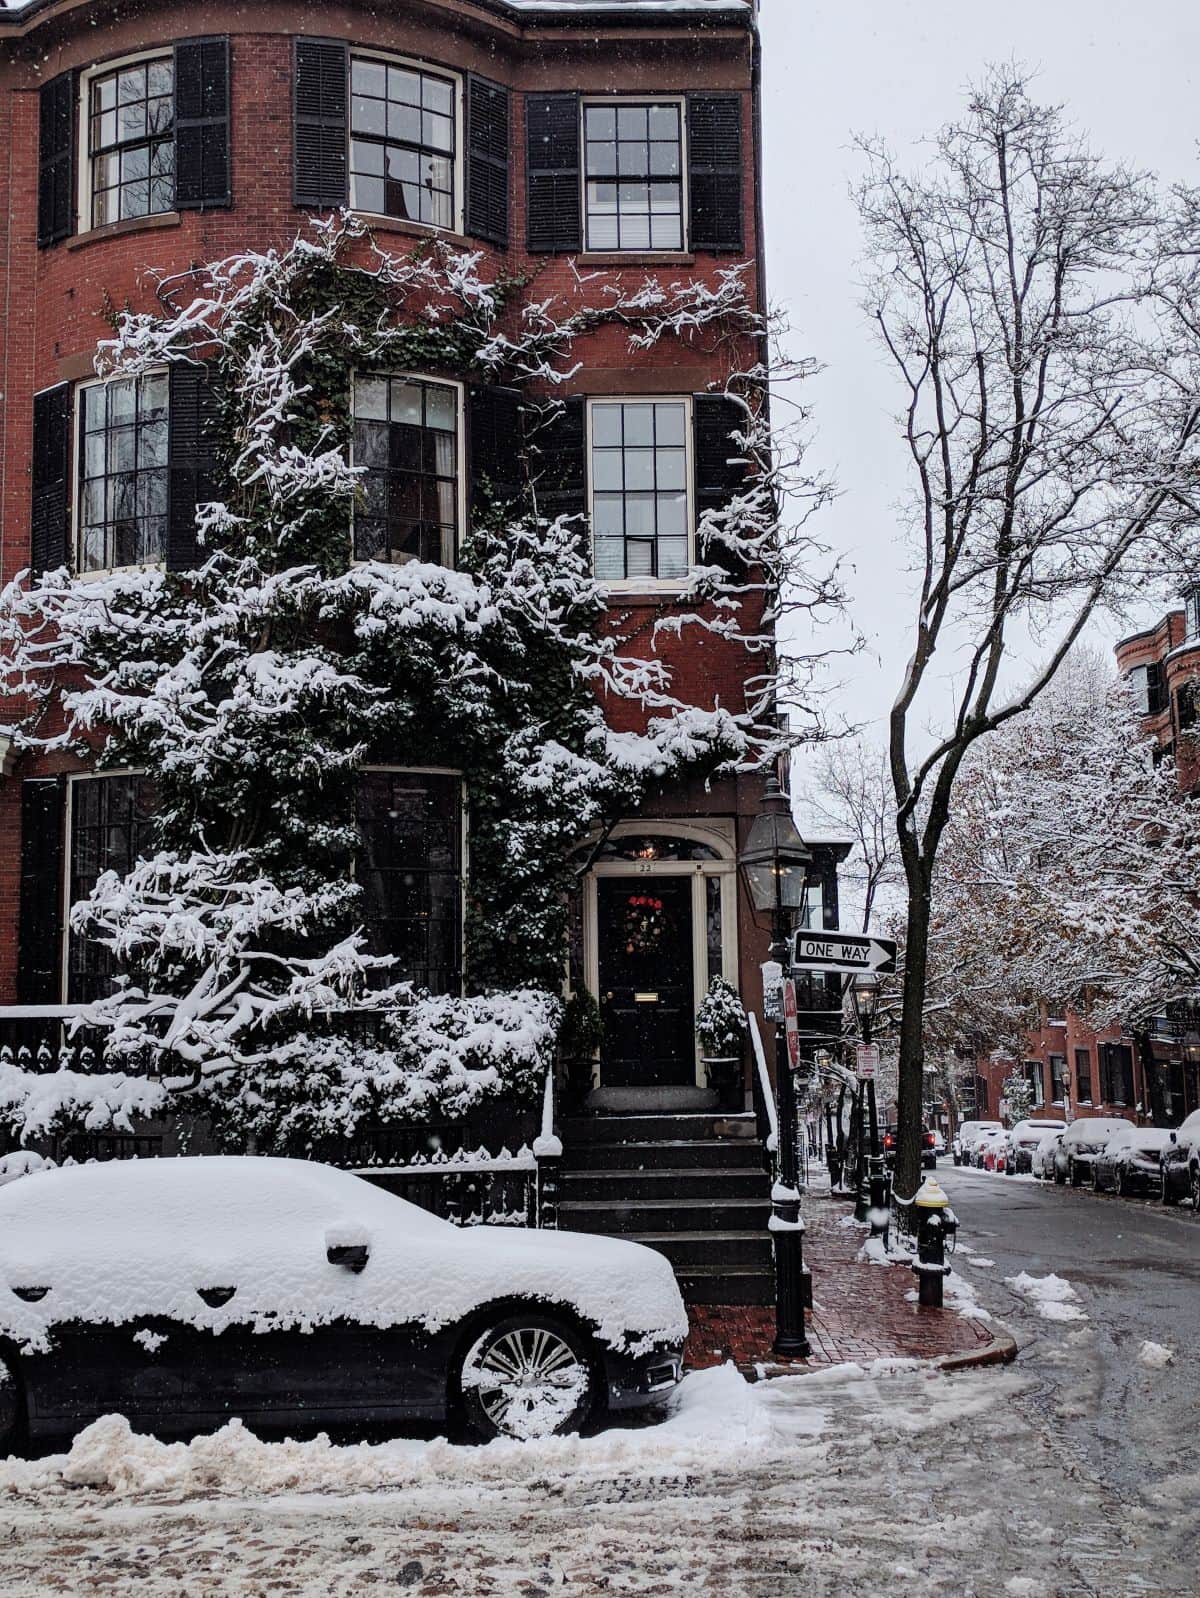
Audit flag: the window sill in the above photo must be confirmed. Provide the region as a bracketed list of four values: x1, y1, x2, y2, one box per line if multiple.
[578, 251, 695, 268]
[67, 212, 182, 252]
[350, 212, 476, 251]
[602, 583, 693, 604]
[76, 560, 165, 580]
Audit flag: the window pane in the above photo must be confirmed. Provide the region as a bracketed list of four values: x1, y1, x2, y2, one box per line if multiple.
[355, 376, 389, 420]
[387, 102, 422, 144]
[617, 105, 648, 140]
[657, 493, 687, 535]
[654, 403, 686, 446]
[623, 406, 654, 447]
[352, 59, 387, 98]
[658, 537, 688, 578]
[626, 541, 654, 577]
[619, 214, 651, 251]
[426, 385, 455, 432]
[650, 214, 683, 251]
[352, 95, 386, 137]
[624, 449, 655, 491]
[657, 448, 687, 491]
[592, 495, 625, 536]
[591, 405, 623, 448]
[594, 537, 625, 579]
[586, 105, 616, 140]
[591, 451, 624, 492]
[648, 104, 679, 140]
[387, 67, 421, 105]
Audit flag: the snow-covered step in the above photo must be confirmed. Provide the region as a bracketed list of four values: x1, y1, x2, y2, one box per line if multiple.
[568, 1137, 764, 1171]
[560, 1112, 758, 1145]
[560, 1165, 768, 1202]
[624, 1229, 774, 1274]
[559, 1195, 771, 1235]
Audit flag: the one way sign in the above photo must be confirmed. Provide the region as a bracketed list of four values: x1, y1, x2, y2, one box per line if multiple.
[790, 929, 897, 975]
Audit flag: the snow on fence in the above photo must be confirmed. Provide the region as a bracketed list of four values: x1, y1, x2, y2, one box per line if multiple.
[355, 1145, 541, 1229]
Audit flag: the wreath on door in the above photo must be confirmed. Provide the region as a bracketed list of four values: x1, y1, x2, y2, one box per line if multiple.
[624, 893, 666, 956]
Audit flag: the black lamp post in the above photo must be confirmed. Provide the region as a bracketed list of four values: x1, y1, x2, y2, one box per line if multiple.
[850, 971, 888, 1239]
[739, 774, 814, 1358]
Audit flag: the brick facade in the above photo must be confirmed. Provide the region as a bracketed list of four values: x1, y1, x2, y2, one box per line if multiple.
[0, 0, 808, 1095]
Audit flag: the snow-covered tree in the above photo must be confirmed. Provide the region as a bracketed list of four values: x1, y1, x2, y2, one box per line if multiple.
[0, 217, 837, 1152]
[855, 69, 1200, 1195]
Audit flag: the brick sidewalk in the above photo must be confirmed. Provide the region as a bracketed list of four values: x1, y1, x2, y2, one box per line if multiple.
[683, 1194, 996, 1373]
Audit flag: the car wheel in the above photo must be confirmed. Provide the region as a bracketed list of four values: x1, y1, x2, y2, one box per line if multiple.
[1054, 1164, 1066, 1186]
[1190, 1166, 1200, 1214]
[1116, 1168, 1131, 1198]
[458, 1314, 595, 1442]
[0, 1350, 22, 1453]
[1069, 1159, 1083, 1188]
[1092, 1164, 1103, 1193]
[1161, 1167, 1179, 1206]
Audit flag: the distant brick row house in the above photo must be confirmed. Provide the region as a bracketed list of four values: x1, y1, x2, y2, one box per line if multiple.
[968, 597, 1200, 1130]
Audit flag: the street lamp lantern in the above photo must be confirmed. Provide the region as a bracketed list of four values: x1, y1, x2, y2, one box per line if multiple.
[738, 776, 814, 935]
[850, 971, 881, 1030]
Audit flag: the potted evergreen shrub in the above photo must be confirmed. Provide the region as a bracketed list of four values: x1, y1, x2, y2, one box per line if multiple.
[696, 976, 747, 1107]
[559, 989, 603, 1108]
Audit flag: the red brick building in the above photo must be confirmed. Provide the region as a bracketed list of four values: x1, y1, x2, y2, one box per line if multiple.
[970, 600, 1200, 1130]
[0, 0, 845, 1098]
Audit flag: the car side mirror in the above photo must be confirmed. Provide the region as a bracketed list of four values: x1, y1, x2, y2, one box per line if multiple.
[1170, 1132, 1178, 1144]
[326, 1222, 370, 1273]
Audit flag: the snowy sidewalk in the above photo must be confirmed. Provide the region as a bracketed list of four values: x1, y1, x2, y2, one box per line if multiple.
[684, 1194, 1001, 1374]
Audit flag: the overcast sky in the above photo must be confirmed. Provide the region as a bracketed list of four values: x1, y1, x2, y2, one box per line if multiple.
[759, 0, 1200, 742]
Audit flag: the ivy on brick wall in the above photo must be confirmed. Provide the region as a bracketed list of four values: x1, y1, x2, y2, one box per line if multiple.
[0, 215, 838, 1152]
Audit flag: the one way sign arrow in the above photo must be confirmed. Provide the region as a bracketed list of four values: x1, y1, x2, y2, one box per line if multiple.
[790, 929, 897, 976]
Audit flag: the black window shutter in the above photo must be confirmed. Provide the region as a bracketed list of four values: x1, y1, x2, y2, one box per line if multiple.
[693, 394, 747, 511]
[525, 93, 581, 253]
[174, 38, 232, 209]
[31, 383, 72, 577]
[167, 365, 224, 571]
[465, 74, 509, 247]
[469, 386, 524, 519]
[529, 397, 586, 521]
[38, 71, 76, 248]
[18, 777, 66, 1005]
[294, 38, 349, 208]
[687, 94, 743, 253]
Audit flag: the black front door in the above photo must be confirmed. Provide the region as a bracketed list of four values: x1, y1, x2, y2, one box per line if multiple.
[597, 874, 695, 1087]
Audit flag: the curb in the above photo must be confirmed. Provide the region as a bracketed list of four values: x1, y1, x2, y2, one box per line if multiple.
[733, 1328, 1019, 1382]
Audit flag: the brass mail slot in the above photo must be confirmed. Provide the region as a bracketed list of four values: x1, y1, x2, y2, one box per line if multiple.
[634, 991, 660, 1003]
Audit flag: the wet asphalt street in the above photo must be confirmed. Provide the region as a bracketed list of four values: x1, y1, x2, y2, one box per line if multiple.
[940, 1163, 1200, 1504]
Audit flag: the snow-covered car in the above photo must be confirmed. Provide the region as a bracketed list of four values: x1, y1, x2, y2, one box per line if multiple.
[1055, 1117, 1131, 1187]
[1160, 1109, 1200, 1208]
[1091, 1126, 1172, 1197]
[929, 1130, 947, 1158]
[1030, 1130, 1064, 1181]
[1006, 1117, 1067, 1175]
[953, 1121, 1002, 1166]
[0, 1157, 688, 1449]
[973, 1128, 1008, 1170]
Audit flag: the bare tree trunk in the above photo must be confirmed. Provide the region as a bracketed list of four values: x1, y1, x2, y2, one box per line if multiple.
[895, 858, 932, 1198]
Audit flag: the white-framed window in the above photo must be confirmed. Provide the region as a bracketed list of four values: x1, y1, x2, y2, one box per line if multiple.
[351, 373, 463, 566]
[583, 99, 686, 253]
[588, 397, 692, 584]
[79, 52, 175, 230]
[1186, 586, 1200, 640]
[354, 768, 465, 995]
[75, 372, 169, 572]
[349, 52, 461, 231]
[64, 770, 156, 1003]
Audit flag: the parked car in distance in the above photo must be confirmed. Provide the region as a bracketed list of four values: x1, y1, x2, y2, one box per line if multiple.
[929, 1129, 947, 1159]
[953, 1121, 1003, 1166]
[0, 1157, 688, 1450]
[1160, 1108, 1200, 1209]
[1056, 1117, 1131, 1187]
[1031, 1130, 1064, 1181]
[1007, 1117, 1068, 1174]
[974, 1127, 1009, 1171]
[881, 1126, 939, 1169]
[1092, 1126, 1172, 1197]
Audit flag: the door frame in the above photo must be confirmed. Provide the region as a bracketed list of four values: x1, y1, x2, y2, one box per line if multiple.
[581, 819, 739, 1089]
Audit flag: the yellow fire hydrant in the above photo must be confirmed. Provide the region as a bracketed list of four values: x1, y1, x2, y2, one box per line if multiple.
[913, 1176, 957, 1308]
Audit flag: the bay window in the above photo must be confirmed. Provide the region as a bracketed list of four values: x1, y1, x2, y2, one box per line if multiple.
[77, 373, 170, 571]
[352, 375, 460, 566]
[85, 56, 175, 228]
[66, 773, 156, 1003]
[349, 55, 457, 229]
[355, 771, 463, 994]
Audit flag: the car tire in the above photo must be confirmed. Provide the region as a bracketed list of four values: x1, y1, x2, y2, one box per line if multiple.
[1161, 1168, 1179, 1206]
[1117, 1168, 1131, 1199]
[1092, 1164, 1103, 1193]
[458, 1313, 596, 1442]
[1069, 1159, 1083, 1188]
[1054, 1164, 1066, 1186]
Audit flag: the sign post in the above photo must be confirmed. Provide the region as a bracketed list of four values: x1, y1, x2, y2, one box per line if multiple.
[782, 979, 800, 1072]
[856, 1043, 880, 1082]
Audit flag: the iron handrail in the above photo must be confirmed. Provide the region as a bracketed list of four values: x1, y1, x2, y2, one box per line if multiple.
[748, 1010, 779, 1153]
